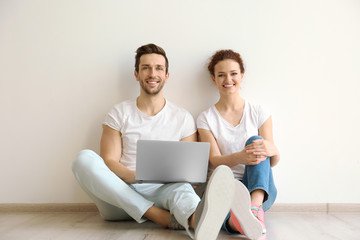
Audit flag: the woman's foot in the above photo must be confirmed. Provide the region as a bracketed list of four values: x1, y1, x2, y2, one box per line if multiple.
[251, 204, 266, 233]
[229, 180, 263, 239]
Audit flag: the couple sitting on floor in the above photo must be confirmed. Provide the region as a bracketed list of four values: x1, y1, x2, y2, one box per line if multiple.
[72, 43, 280, 240]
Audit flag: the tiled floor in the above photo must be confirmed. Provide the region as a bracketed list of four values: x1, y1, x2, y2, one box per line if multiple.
[0, 212, 359, 240]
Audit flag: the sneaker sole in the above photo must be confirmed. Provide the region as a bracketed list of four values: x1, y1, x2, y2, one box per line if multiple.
[195, 165, 235, 240]
[231, 180, 263, 239]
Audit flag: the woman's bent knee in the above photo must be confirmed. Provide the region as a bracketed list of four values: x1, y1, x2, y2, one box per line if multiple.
[245, 135, 263, 147]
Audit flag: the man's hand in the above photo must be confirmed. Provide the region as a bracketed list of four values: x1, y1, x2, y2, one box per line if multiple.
[123, 170, 136, 184]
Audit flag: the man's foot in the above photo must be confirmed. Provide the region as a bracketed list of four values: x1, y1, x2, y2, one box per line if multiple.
[251, 204, 266, 233]
[194, 165, 235, 240]
[168, 214, 185, 230]
[229, 180, 263, 239]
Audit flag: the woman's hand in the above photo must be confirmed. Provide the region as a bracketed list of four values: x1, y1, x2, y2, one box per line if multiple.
[244, 139, 277, 158]
[238, 149, 267, 165]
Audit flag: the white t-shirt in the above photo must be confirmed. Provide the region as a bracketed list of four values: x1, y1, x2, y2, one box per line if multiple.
[103, 99, 196, 171]
[196, 100, 271, 180]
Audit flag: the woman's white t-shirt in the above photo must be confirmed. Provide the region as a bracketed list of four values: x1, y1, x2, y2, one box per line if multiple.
[196, 100, 271, 180]
[103, 99, 196, 171]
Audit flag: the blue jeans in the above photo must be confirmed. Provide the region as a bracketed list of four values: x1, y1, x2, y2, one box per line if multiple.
[222, 135, 277, 233]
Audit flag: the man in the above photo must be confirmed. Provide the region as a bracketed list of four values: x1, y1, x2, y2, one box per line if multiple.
[72, 43, 235, 239]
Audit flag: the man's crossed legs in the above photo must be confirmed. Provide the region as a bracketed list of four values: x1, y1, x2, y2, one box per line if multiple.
[72, 149, 262, 239]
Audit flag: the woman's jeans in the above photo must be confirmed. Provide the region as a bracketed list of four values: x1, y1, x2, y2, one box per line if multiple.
[222, 135, 277, 232]
[242, 135, 277, 212]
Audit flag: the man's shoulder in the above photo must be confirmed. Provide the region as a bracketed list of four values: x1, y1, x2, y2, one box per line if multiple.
[110, 99, 136, 112]
[165, 100, 191, 115]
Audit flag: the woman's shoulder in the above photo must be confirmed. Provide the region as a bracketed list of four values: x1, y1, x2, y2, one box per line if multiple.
[197, 105, 216, 119]
[245, 99, 260, 108]
[245, 100, 269, 114]
[196, 105, 218, 128]
[244, 100, 272, 126]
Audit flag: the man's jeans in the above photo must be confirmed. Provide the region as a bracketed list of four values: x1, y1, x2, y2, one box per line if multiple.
[72, 149, 200, 231]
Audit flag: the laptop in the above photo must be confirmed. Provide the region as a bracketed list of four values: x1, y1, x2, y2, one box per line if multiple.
[135, 140, 210, 184]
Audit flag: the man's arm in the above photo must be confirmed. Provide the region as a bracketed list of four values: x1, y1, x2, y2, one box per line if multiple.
[100, 125, 136, 184]
[180, 132, 197, 142]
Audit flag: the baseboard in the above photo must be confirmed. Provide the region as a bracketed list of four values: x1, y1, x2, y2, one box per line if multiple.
[327, 203, 360, 213]
[268, 203, 327, 213]
[0, 203, 359, 213]
[269, 203, 360, 213]
[0, 203, 98, 212]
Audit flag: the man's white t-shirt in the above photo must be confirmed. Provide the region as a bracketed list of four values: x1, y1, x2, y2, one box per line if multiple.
[103, 99, 196, 171]
[196, 100, 271, 180]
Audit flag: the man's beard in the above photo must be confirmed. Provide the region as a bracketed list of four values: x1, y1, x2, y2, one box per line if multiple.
[139, 77, 165, 96]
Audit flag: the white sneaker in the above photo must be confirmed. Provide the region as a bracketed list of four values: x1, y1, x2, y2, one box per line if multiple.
[193, 165, 235, 240]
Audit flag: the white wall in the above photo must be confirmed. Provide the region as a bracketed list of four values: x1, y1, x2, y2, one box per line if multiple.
[0, 0, 359, 204]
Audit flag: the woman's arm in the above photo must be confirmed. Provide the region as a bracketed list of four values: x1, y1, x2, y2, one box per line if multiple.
[198, 128, 265, 168]
[249, 117, 280, 167]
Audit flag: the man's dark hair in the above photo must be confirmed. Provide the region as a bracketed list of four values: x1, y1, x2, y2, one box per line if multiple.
[135, 43, 169, 73]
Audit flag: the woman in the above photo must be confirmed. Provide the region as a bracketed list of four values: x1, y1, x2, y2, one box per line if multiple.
[197, 49, 280, 239]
